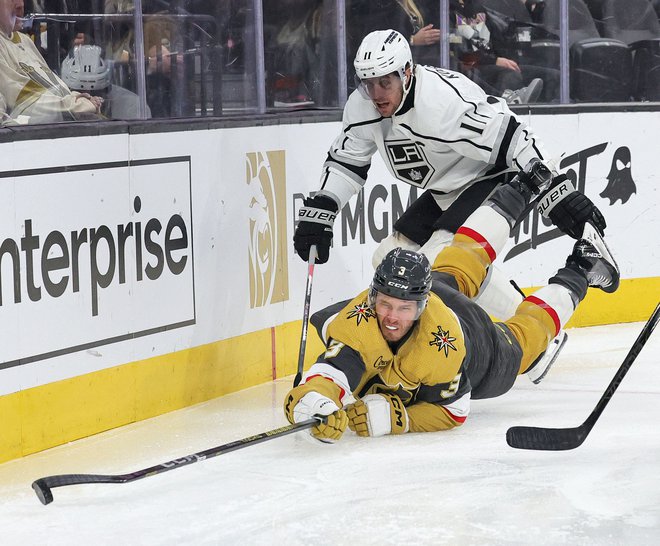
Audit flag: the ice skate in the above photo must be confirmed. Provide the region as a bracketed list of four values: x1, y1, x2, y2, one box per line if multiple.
[526, 329, 568, 384]
[568, 223, 620, 293]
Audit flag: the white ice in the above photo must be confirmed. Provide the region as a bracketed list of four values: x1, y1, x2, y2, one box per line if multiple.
[1, 321, 659, 545]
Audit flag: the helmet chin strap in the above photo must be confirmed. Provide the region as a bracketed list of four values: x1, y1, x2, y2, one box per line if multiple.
[394, 66, 414, 115]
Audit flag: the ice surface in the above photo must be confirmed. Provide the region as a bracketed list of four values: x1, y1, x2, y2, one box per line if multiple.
[1, 322, 659, 545]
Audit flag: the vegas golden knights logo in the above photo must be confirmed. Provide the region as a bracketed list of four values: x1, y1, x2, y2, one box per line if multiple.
[247, 151, 289, 308]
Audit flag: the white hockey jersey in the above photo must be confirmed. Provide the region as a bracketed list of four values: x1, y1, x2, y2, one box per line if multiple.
[319, 64, 551, 210]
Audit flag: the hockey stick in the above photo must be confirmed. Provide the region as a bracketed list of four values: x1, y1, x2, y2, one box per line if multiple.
[32, 417, 322, 506]
[507, 302, 660, 451]
[293, 245, 318, 387]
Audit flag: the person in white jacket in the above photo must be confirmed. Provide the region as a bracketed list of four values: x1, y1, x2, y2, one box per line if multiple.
[0, 0, 103, 125]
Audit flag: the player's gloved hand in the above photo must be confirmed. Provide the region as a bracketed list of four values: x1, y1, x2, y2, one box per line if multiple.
[283, 378, 347, 443]
[293, 195, 338, 264]
[538, 174, 607, 239]
[346, 393, 409, 437]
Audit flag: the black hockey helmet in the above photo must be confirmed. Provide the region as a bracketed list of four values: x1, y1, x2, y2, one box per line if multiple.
[369, 248, 432, 318]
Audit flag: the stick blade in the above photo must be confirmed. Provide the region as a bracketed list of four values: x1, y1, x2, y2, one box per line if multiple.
[32, 478, 54, 505]
[506, 425, 587, 451]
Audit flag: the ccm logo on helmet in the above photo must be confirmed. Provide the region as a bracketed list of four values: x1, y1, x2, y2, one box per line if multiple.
[387, 281, 410, 289]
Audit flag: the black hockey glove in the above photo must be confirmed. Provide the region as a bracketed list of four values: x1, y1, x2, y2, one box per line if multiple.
[537, 174, 607, 239]
[293, 195, 338, 264]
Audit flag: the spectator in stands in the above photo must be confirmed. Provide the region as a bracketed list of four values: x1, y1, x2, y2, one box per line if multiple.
[451, 0, 559, 102]
[523, 0, 546, 23]
[264, 0, 322, 107]
[104, 0, 181, 117]
[61, 44, 151, 119]
[23, 1, 97, 62]
[348, 1, 442, 67]
[0, 0, 103, 125]
[348, 0, 543, 104]
[105, 0, 176, 71]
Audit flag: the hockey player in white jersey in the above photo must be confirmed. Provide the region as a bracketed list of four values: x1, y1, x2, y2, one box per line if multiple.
[293, 29, 609, 380]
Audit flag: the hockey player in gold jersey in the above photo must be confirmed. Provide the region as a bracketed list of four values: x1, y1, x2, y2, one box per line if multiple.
[284, 158, 620, 441]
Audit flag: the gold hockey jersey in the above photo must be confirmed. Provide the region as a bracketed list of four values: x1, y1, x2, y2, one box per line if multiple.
[308, 288, 473, 431]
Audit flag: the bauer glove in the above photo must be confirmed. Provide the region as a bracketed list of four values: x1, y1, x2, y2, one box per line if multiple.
[283, 377, 347, 443]
[537, 174, 606, 239]
[346, 393, 409, 437]
[293, 194, 338, 264]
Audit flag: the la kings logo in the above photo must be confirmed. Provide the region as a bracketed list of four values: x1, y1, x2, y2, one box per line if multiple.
[385, 139, 435, 187]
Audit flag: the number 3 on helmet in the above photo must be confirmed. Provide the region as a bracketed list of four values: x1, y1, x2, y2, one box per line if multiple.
[369, 248, 432, 320]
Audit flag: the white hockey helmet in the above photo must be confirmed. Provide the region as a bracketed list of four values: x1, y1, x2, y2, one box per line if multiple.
[61, 45, 112, 92]
[354, 29, 413, 81]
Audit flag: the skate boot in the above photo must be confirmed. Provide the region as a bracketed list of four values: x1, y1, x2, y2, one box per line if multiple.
[526, 329, 568, 384]
[568, 223, 620, 293]
[526, 223, 619, 384]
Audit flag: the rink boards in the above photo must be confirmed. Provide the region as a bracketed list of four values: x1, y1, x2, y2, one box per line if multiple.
[0, 109, 658, 462]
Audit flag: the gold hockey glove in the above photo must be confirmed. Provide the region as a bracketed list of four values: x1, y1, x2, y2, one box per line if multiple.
[346, 393, 409, 437]
[283, 377, 347, 443]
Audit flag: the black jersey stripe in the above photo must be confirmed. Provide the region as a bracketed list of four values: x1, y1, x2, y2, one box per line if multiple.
[460, 122, 484, 135]
[465, 113, 488, 125]
[333, 135, 350, 154]
[311, 299, 350, 342]
[321, 342, 368, 390]
[320, 166, 331, 189]
[400, 123, 492, 152]
[324, 152, 371, 181]
[521, 128, 544, 159]
[494, 116, 521, 168]
[345, 116, 383, 132]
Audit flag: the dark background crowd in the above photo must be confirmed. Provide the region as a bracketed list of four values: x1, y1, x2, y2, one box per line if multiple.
[2, 0, 659, 124]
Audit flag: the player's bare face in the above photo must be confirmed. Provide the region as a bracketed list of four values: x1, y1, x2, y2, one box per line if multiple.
[360, 74, 404, 117]
[374, 292, 418, 343]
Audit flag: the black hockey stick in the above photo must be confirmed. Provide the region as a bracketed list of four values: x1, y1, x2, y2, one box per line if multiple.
[293, 245, 318, 387]
[32, 417, 322, 505]
[507, 302, 660, 451]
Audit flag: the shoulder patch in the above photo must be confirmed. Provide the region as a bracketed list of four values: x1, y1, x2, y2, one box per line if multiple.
[429, 325, 458, 357]
[346, 301, 375, 325]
